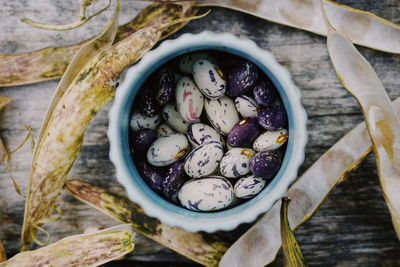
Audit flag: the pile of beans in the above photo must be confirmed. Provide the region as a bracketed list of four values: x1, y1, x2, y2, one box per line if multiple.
[129, 51, 288, 212]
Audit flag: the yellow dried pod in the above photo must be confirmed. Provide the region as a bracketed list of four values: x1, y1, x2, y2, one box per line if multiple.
[281, 197, 307, 267]
[0, 242, 6, 263]
[0, 96, 11, 162]
[1, 224, 134, 267]
[20, 8, 207, 250]
[20, 0, 121, 250]
[65, 179, 230, 267]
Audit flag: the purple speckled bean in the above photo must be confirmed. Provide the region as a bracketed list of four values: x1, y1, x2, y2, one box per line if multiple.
[136, 159, 166, 192]
[227, 60, 259, 97]
[163, 161, 188, 202]
[257, 105, 288, 131]
[131, 128, 157, 156]
[253, 80, 278, 107]
[227, 117, 260, 147]
[137, 93, 161, 117]
[249, 151, 281, 180]
[156, 66, 175, 106]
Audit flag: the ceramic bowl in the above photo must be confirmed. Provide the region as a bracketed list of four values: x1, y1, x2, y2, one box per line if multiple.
[108, 31, 307, 233]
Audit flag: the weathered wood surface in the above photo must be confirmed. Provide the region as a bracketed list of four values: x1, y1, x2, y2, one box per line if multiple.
[0, 0, 399, 266]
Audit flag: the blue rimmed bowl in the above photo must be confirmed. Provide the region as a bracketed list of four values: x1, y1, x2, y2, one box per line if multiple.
[108, 31, 307, 233]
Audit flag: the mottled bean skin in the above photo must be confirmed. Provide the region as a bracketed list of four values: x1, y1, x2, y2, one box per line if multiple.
[204, 96, 240, 135]
[130, 112, 162, 131]
[234, 95, 259, 118]
[234, 174, 267, 199]
[192, 59, 226, 99]
[178, 176, 233, 211]
[257, 105, 288, 131]
[156, 123, 175, 138]
[162, 104, 190, 133]
[184, 141, 224, 178]
[220, 148, 254, 178]
[175, 76, 204, 123]
[253, 129, 288, 151]
[227, 117, 260, 147]
[227, 60, 259, 96]
[187, 123, 224, 147]
[249, 151, 281, 180]
[147, 133, 189, 167]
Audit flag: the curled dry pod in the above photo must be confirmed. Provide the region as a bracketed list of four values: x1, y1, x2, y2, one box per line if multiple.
[65, 179, 230, 266]
[227, 117, 260, 147]
[0, 2, 199, 87]
[175, 76, 204, 122]
[184, 141, 224, 178]
[137, 93, 162, 117]
[227, 60, 259, 97]
[131, 128, 157, 156]
[130, 111, 162, 131]
[1, 224, 134, 267]
[234, 174, 266, 199]
[163, 161, 188, 202]
[178, 52, 216, 75]
[253, 80, 277, 107]
[187, 122, 224, 147]
[253, 129, 288, 152]
[250, 151, 281, 180]
[136, 159, 166, 192]
[257, 105, 288, 131]
[220, 148, 255, 178]
[156, 66, 175, 106]
[162, 104, 190, 133]
[156, 122, 175, 138]
[20, 2, 205, 249]
[204, 96, 240, 135]
[147, 133, 189, 167]
[196, 0, 400, 54]
[321, 3, 400, 238]
[192, 59, 226, 99]
[235, 95, 259, 118]
[20, 0, 120, 248]
[178, 176, 234, 211]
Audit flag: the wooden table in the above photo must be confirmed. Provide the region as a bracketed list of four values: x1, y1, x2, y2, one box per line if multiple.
[0, 0, 399, 266]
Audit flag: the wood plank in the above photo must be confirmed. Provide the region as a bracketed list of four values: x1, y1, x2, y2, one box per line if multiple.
[0, 0, 399, 265]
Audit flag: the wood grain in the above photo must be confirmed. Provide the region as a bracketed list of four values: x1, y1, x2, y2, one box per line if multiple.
[0, 0, 399, 266]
